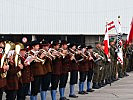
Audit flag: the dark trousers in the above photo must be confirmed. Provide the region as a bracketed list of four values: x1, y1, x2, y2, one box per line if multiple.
[70, 71, 78, 85]
[17, 83, 30, 100]
[0, 88, 3, 100]
[51, 74, 60, 90]
[31, 76, 42, 96]
[79, 71, 87, 82]
[5, 90, 17, 100]
[87, 69, 93, 82]
[59, 73, 68, 88]
[41, 73, 51, 91]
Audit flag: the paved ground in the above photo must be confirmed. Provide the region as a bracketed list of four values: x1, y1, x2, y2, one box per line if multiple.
[3, 72, 133, 100]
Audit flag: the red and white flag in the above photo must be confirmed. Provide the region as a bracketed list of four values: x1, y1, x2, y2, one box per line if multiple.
[107, 21, 115, 31]
[125, 17, 133, 48]
[104, 21, 115, 59]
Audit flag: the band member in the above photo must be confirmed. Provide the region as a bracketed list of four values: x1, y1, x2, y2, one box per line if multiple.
[86, 45, 95, 92]
[50, 40, 62, 100]
[59, 40, 70, 100]
[17, 43, 34, 100]
[78, 45, 89, 94]
[5, 42, 23, 100]
[68, 43, 79, 98]
[29, 40, 46, 100]
[40, 41, 52, 100]
[0, 39, 9, 100]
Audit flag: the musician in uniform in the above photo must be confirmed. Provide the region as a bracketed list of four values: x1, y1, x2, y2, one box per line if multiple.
[59, 40, 70, 100]
[5, 42, 23, 100]
[50, 40, 62, 100]
[17, 43, 34, 100]
[68, 43, 79, 98]
[86, 45, 95, 92]
[78, 45, 88, 94]
[29, 40, 46, 100]
[39, 41, 52, 100]
[0, 39, 9, 100]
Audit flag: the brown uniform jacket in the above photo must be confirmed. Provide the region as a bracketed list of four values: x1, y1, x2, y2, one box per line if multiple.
[20, 56, 34, 84]
[0, 68, 7, 88]
[29, 50, 46, 76]
[69, 54, 79, 71]
[52, 57, 62, 75]
[6, 61, 22, 90]
[61, 54, 71, 74]
[0, 53, 7, 89]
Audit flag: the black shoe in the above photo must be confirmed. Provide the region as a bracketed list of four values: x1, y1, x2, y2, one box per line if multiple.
[87, 89, 95, 92]
[101, 81, 106, 86]
[78, 91, 85, 95]
[124, 73, 129, 77]
[98, 82, 103, 87]
[69, 94, 78, 98]
[60, 97, 69, 100]
[105, 79, 110, 84]
[92, 83, 100, 89]
[82, 91, 88, 94]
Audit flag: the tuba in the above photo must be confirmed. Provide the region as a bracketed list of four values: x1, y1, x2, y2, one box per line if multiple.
[1, 41, 15, 78]
[15, 43, 24, 78]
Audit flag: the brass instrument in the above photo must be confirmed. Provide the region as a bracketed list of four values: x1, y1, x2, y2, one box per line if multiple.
[0, 41, 14, 78]
[39, 49, 55, 60]
[68, 49, 78, 63]
[28, 50, 46, 64]
[80, 52, 88, 58]
[49, 48, 65, 58]
[15, 43, 23, 77]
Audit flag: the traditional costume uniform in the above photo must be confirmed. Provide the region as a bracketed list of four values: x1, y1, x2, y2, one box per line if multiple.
[50, 40, 62, 100]
[17, 44, 34, 100]
[68, 43, 79, 98]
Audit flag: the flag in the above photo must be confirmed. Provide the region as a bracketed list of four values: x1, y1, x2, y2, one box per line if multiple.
[104, 25, 109, 58]
[116, 17, 123, 65]
[125, 17, 133, 48]
[104, 21, 115, 58]
[107, 21, 115, 31]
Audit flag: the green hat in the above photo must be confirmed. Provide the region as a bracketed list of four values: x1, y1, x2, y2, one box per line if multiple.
[109, 38, 115, 43]
[95, 41, 101, 45]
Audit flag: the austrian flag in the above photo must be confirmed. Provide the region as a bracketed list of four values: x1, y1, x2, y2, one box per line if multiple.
[107, 21, 115, 31]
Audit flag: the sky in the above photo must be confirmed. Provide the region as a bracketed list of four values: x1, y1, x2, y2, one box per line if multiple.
[0, 0, 133, 34]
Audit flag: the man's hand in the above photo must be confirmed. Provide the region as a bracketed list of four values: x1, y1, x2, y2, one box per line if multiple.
[3, 64, 9, 71]
[18, 64, 23, 69]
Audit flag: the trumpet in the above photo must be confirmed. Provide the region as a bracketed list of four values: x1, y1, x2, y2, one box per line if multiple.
[28, 50, 46, 64]
[49, 48, 65, 58]
[80, 52, 88, 58]
[69, 48, 78, 55]
[39, 49, 56, 60]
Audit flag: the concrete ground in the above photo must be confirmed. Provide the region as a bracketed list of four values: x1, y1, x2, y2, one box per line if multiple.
[3, 72, 133, 100]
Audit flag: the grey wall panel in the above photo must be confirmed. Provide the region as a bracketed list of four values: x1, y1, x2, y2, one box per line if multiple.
[0, 0, 132, 34]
